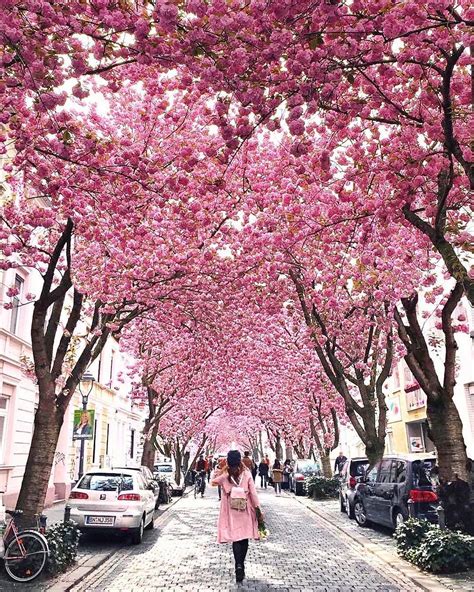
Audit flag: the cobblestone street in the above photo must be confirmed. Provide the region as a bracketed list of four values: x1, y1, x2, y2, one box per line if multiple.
[72, 486, 420, 592]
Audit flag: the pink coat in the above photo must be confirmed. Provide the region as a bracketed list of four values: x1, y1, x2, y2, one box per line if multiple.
[214, 469, 260, 543]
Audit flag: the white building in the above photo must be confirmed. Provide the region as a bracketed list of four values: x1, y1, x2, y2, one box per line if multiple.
[0, 265, 144, 508]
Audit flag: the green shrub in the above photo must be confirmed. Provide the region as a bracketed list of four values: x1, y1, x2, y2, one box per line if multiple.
[394, 518, 435, 555]
[305, 476, 340, 499]
[395, 519, 474, 574]
[45, 520, 81, 574]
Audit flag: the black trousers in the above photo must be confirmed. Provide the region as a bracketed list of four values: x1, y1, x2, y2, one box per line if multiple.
[232, 539, 249, 566]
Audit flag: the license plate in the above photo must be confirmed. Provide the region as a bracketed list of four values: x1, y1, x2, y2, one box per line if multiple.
[86, 516, 115, 526]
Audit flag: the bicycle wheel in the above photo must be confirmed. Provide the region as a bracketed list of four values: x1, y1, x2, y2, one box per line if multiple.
[4, 530, 49, 582]
[194, 480, 199, 498]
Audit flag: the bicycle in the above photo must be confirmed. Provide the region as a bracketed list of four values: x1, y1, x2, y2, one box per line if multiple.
[1, 509, 49, 582]
[194, 472, 206, 498]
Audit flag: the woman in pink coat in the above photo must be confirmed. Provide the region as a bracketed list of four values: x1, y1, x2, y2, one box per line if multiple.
[212, 450, 260, 583]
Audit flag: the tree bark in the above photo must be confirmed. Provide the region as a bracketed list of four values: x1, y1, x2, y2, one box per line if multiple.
[320, 454, 332, 478]
[141, 423, 158, 470]
[15, 396, 63, 525]
[427, 396, 468, 482]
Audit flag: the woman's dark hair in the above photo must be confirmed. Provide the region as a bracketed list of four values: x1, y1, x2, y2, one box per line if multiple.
[227, 462, 245, 483]
[273, 460, 281, 469]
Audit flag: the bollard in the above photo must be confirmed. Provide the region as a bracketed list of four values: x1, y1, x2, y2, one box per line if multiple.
[64, 505, 71, 524]
[437, 504, 446, 529]
[39, 514, 47, 534]
[407, 498, 415, 518]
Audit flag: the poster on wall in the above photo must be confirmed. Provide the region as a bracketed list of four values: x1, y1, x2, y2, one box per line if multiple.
[387, 395, 402, 422]
[73, 409, 95, 440]
[409, 436, 423, 452]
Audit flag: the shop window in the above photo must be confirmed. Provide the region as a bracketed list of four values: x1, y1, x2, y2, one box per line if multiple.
[406, 388, 426, 411]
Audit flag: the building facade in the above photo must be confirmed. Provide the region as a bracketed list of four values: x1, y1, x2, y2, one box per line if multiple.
[0, 265, 144, 509]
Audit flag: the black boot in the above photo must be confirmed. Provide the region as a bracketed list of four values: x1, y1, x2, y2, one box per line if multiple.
[235, 564, 245, 582]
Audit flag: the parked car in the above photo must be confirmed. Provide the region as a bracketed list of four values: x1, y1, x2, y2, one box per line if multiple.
[291, 459, 321, 496]
[154, 462, 186, 496]
[353, 454, 438, 530]
[114, 465, 160, 509]
[339, 457, 369, 518]
[67, 469, 156, 544]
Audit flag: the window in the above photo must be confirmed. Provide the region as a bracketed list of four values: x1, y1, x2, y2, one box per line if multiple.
[78, 473, 133, 491]
[406, 388, 426, 411]
[366, 464, 379, 484]
[109, 351, 115, 385]
[0, 396, 8, 463]
[393, 461, 407, 483]
[9, 274, 24, 334]
[403, 365, 413, 385]
[378, 460, 393, 483]
[130, 429, 135, 459]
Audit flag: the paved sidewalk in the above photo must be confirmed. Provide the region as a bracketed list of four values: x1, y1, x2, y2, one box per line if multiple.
[72, 486, 420, 592]
[0, 494, 186, 592]
[297, 495, 474, 592]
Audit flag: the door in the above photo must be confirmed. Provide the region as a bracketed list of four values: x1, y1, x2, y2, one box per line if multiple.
[137, 474, 155, 522]
[361, 463, 380, 519]
[373, 460, 396, 526]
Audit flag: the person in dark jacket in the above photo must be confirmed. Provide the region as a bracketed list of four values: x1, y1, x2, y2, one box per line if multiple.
[258, 459, 269, 489]
[334, 451, 347, 474]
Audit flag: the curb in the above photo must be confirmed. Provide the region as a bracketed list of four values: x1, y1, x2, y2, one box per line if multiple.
[293, 495, 454, 592]
[45, 490, 190, 592]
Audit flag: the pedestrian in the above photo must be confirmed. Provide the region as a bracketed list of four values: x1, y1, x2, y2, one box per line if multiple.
[214, 457, 227, 501]
[282, 459, 293, 491]
[334, 451, 347, 475]
[242, 451, 254, 473]
[272, 459, 283, 496]
[258, 458, 269, 489]
[264, 453, 270, 466]
[211, 450, 261, 583]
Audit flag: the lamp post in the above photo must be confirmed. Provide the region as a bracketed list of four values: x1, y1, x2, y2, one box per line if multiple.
[77, 371, 95, 480]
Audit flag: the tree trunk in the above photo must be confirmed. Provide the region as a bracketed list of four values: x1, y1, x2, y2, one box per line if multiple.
[427, 396, 468, 481]
[173, 446, 182, 486]
[275, 434, 283, 460]
[15, 395, 63, 525]
[182, 450, 190, 474]
[320, 454, 332, 478]
[141, 428, 157, 470]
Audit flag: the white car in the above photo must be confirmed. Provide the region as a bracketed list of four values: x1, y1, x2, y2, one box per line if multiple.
[154, 463, 186, 495]
[68, 469, 155, 544]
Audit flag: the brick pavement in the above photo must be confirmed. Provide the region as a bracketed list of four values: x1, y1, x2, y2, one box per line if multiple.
[298, 496, 474, 592]
[71, 485, 421, 592]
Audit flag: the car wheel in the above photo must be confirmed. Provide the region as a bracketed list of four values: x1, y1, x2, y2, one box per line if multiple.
[354, 499, 368, 527]
[340, 494, 346, 513]
[131, 517, 145, 544]
[145, 514, 154, 530]
[345, 496, 355, 519]
[393, 509, 405, 529]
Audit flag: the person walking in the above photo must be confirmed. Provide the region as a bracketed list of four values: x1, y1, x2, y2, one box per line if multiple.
[242, 451, 255, 475]
[214, 457, 227, 501]
[272, 459, 283, 496]
[211, 450, 261, 583]
[334, 451, 347, 475]
[258, 458, 269, 489]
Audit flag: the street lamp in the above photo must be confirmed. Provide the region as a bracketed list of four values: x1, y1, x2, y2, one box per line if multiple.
[77, 370, 95, 480]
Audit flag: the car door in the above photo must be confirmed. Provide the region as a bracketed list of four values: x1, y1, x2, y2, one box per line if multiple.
[361, 463, 380, 520]
[137, 474, 155, 522]
[373, 460, 396, 526]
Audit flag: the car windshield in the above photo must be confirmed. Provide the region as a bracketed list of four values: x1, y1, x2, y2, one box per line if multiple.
[78, 474, 134, 491]
[156, 465, 173, 472]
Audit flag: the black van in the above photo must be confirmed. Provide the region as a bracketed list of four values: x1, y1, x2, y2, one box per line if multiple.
[353, 454, 438, 530]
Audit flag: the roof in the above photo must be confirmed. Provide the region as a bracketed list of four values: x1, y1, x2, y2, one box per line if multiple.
[80, 469, 140, 476]
[380, 453, 437, 462]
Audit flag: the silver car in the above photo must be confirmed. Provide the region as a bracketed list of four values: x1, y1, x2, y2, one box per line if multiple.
[154, 463, 186, 495]
[68, 469, 155, 544]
